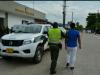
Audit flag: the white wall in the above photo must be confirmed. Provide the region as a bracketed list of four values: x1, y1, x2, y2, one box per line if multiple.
[0, 11, 5, 18]
[8, 13, 34, 29]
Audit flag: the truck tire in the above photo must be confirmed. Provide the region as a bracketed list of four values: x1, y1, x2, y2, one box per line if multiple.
[33, 46, 43, 64]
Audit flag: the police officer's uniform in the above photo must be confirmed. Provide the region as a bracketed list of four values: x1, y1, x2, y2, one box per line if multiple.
[48, 27, 62, 74]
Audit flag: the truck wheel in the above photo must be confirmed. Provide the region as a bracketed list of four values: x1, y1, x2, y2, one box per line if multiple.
[34, 46, 43, 64]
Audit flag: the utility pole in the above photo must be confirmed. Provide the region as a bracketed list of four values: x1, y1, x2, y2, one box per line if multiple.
[63, 0, 66, 28]
[33, 1, 34, 9]
[72, 11, 73, 22]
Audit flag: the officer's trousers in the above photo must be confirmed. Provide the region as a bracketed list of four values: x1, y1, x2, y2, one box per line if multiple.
[66, 47, 77, 67]
[49, 44, 59, 72]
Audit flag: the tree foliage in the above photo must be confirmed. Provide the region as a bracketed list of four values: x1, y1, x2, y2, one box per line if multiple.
[76, 25, 83, 31]
[86, 13, 100, 30]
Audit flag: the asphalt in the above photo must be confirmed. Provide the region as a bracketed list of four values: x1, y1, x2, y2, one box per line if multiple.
[0, 33, 100, 75]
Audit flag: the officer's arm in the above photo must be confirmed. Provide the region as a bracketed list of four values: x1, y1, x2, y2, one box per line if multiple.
[41, 36, 48, 45]
[65, 31, 68, 49]
[47, 31, 49, 36]
[61, 31, 65, 38]
[65, 31, 68, 45]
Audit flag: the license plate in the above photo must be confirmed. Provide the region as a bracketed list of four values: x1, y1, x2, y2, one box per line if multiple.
[6, 48, 13, 53]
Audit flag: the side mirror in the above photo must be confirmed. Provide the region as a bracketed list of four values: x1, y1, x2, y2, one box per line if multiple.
[41, 35, 45, 40]
[10, 29, 14, 33]
[43, 31, 47, 34]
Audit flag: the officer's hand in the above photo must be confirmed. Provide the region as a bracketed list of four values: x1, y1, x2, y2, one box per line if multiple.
[65, 46, 67, 50]
[79, 45, 82, 49]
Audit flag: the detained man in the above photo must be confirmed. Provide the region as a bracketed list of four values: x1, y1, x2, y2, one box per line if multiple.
[65, 22, 82, 70]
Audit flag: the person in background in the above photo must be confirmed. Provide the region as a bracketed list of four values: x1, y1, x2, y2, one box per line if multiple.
[65, 22, 81, 70]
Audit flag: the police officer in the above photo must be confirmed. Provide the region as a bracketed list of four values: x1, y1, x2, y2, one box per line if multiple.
[48, 22, 64, 75]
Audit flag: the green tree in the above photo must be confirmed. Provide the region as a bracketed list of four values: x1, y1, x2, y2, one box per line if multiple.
[86, 13, 100, 31]
[86, 13, 96, 29]
[76, 25, 83, 31]
[95, 23, 100, 29]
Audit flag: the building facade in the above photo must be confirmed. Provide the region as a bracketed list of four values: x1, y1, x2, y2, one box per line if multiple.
[0, 1, 46, 36]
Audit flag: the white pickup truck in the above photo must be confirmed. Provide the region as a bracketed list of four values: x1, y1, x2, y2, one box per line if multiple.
[0, 24, 51, 63]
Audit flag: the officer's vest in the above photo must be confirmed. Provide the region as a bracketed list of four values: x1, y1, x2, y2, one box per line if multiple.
[48, 28, 61, 43]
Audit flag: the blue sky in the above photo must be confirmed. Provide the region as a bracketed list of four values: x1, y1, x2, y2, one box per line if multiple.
[16, 1, 100, 27]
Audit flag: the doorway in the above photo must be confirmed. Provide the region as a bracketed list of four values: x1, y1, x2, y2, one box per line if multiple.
[0, 17, 5, 37]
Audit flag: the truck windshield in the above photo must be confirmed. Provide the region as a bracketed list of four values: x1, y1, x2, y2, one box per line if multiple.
[12, 25, 42, 33]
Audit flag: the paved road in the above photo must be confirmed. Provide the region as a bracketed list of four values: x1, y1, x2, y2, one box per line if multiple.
[0, 33, 100, 75]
